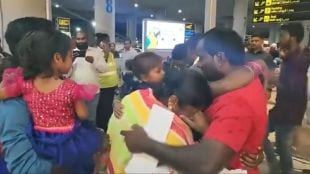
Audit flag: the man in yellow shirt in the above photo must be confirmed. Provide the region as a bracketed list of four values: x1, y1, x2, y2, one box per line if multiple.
[96, 33, 119, 131]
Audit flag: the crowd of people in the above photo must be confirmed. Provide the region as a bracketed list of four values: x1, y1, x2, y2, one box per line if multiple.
[0, 16, 309, 174]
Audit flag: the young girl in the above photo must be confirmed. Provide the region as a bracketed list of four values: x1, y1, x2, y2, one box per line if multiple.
[0, 30, 102, 172]
[119, 52, 164, 98]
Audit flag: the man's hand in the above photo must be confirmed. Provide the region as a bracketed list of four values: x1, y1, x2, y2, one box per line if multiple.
[120, 125, 151, 153]
[73, 51, 79, 59]
[85, 56, 94, 63]
[240, 147, 264, 169]
[113, 100, 124, 119]
[180, 111, 208, 134]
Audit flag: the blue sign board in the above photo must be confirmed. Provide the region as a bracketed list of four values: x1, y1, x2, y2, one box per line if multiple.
[106, 0, 113, 13]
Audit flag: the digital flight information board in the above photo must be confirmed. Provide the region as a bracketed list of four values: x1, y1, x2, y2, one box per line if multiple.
[253, 0, 310, 23]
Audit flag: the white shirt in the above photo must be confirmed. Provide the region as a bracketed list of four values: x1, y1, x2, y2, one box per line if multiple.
[119, 48, 138, 74]
[68, 47, 108, 93]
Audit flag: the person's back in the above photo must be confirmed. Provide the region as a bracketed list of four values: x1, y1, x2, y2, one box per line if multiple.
[205, 78, 267, 174]
[0, 98, 53, 173]
[272, 49, 309, 125]
[71, 47, 105, 84]
[107, 89, 193, 173]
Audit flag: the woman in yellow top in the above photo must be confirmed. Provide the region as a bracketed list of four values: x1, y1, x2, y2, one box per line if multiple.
[97, 39, 119, 131]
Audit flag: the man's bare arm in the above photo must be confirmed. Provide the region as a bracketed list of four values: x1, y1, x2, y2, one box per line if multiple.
[122, 125, 235, 173]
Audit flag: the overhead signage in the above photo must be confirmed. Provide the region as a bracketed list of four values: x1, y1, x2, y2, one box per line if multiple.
[185, 23, 195, 41]
[56, 17, 70, 32]
[253, 0, 310, 23]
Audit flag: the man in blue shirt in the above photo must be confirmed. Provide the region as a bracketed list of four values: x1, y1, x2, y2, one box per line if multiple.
[0, 99, 53, 173]
[0, 17, 59, 174]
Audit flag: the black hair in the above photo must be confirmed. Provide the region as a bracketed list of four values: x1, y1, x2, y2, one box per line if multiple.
[281, 23, 304, 43]
[96, 33, 110, 46]
[171, 43, 187, 61]
[126, 52, 162, 80]
[185, 33, 203, 51]
[76, 31, 87, 37]
[124, 38, 132, 44]
[5, 17, 54, 67]
[154, 68, 213, 109]
[17, 30, 72, 80]
[0, 57, 11, 82]
[202, 28, 245, 65]
[251, 32, 265, 39]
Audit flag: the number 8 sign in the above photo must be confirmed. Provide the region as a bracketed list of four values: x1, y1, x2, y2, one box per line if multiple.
[106, 0, 113, 13]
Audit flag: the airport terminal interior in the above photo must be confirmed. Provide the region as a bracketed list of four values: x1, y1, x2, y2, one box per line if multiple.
[0, 0, 310, 173]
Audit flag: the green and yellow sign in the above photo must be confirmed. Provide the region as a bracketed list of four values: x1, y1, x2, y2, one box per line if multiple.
[253, 0, 310, 23]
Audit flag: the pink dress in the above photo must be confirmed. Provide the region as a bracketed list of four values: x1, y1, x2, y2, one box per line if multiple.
[2, 67, 102, 172]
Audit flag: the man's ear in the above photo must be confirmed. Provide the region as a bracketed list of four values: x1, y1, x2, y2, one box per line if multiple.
[213, 52, 227, 68]
[168, 95, 179, 110]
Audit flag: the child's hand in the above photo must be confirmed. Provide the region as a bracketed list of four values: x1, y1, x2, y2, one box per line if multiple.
[113, 100, 124, 119]
[240, 147, 264, 169]
[85, 56, 94, 63]
[103, 134, 111, 152]
[75, 100, 88, 120]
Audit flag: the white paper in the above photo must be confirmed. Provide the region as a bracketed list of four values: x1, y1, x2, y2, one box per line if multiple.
[125, 104, 174, 173]
[220, 168, 247, 174]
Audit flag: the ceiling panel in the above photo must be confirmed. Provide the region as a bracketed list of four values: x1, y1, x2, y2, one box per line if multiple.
[52, 0, 235, 25]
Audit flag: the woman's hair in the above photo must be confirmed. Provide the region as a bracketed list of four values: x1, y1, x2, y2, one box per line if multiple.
[5, 17, 54, 67]
[171, 43, 187, 61]
[17, 30, 72, 80]
[0, 57, 11, 82]
[154, 68, 213, 109]
[126, 52, 162, 80]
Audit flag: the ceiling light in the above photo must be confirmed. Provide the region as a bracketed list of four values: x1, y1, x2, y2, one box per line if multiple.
[252, 25, 255, 28]
[55, 4, 60, 8]
[92, 21, 96, 27]
[134, 3, 139, 8]
[178, 9, 182, 13]
[76, 27, 81, 32]
[182, 18, 186, 21]
[150, 14, 154, 18]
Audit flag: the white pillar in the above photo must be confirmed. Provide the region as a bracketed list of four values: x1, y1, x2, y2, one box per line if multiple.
[301, 20, 310, 48]
[95, 0, 115, 42]
[268, 25, 280, 44]
[195, 24, 204, 33]
[0, 0, 49, 53]
[46, 0, 52, 20]
[126, 16, 137, 43]
[204, 0, 217, 32]
[232, 0, 248, 39]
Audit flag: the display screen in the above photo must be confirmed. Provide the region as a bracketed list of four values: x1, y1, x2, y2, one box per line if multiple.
[252, 0, 310, 23]
[185, 23, 195, 41]
[143, 20, 185, 50]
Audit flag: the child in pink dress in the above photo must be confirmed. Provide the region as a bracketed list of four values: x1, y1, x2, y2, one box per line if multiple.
[0, 30, 102, 173]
